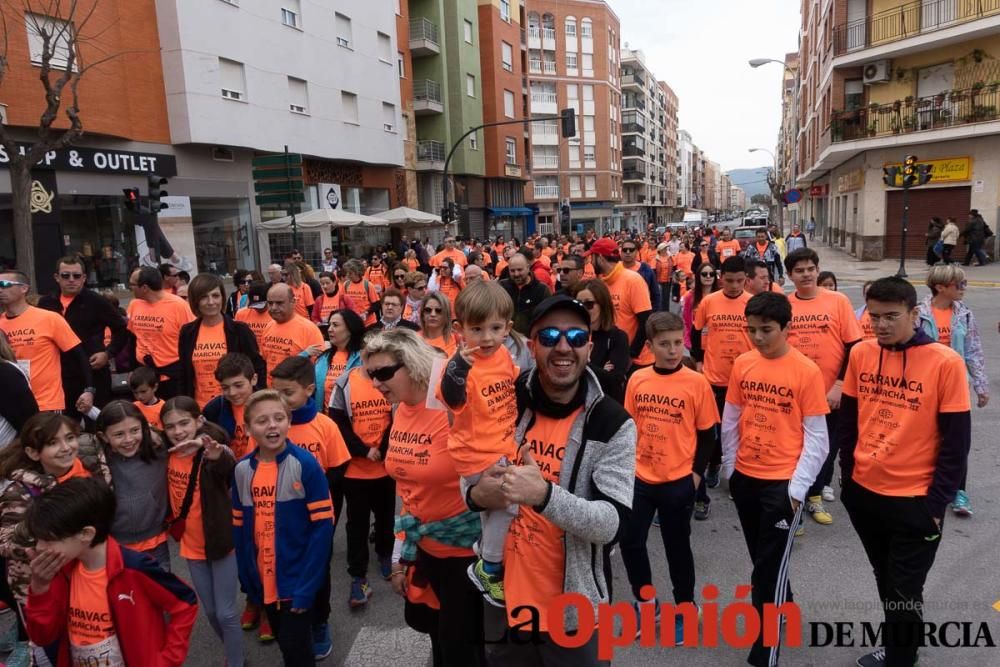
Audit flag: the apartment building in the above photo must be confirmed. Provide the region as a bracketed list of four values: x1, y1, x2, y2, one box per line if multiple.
[776, 51, 800, 226]
[731, 185, 747, 211]
[660, 81, 681, 218]
[397, 0, 419, 209]
[794, 0, 1000, 260]
[524, 0, 622, 234]
[678, 129, 695, 209]
[704, 159, 721, 215]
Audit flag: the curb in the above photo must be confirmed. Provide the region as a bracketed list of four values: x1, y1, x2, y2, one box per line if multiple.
[835, 277, 1000, 288]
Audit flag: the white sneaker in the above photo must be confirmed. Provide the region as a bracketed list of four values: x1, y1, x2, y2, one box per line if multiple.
[822, 485, 835, 502]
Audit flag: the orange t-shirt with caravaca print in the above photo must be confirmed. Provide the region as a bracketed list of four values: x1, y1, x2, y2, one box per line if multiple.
[231, 403, 250, 459]
[787, 289, 864, 391]
[422, 334, 458, 358]
[285, 413, 350, 471]
[436, 347, 519, 476]
[323, 349, 350, 405]
[726, 347, 830, 480]
[842, 339, 970, 497]
[858, 308, 875, 340]
[0, 305, 81, 411]
[127, 293, 194, 368]
[343, 369, 392, 480]
[626, 366, 720, 484]
[603, 263, 654, 365]
[133, 400, 164, 431]
[235, 307, 272, 347]
[343, 279, 380, 325]
[932, 306, 952, 346]
[192, 321, 227, 407]
[167, 453, 207, 560]
[715, 240, 742, 260]
[260, 316, 324, 378]
[365, 265, 390, 293]
[289, 282, 315, 320]
[437, 276, 462, 305]
[252, 460, 279, 604]
[314, 291, 347, 325]
[68, 563, 123, 662]
[385, 402, 471, 559]
[693, 290, 753, 387]
[505, 408, 582, 633]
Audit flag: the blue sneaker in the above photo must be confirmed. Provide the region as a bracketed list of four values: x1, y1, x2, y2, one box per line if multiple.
[632, 599, 660, 639]
[675, 604, 700, 646]
[349, 577, 373, 609]
[952, 490, 972, 517]
[379, 555, 393, 580]
[312, 623, 332, 660]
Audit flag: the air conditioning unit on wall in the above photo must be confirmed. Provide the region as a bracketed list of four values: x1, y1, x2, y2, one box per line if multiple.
[863, 60, 892, 84]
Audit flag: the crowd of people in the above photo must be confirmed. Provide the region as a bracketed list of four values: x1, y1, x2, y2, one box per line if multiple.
[0, 221, 989, 667]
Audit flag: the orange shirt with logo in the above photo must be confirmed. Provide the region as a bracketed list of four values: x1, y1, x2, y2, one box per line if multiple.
[127, 294, 194, 368]
[365, 265, 391, 293]
[716, 240, 742, 260]
[787, 289, 864, 391]
[693, 290, 753, 387]
[626, 366, 720, 484]
[323, 349, 350, 405]
[858, 308, 875, 340]
[252, 460, 279, 604]
[0, 305, 82, 411]
[235, 308, 272, 347]
[932, 306, 952, 346]
[505, 408, 581, 633]
[231, 404, 250, 459]
[287, 414, 350, 470]
[289, 282, 315, 320]
[436, 347, 519, 476]
[133, 400, 164, 431]
[422, 334, 458, 358]
[168, 453, 207, 560]
[429, 248, 468, 268]
[68, 563, 122, 660]
[192, 321, 227, 407]
[603, 263, 653, 364]
[260, 316, 324, 379]
[343, 279, 380, 325]
[436, 276, 462, 305]
[842, 339, 970, 496]
[386, 402, 472, 559]
[726, 347, 830, 480]
[343, 369, 392, 480]
[673, 251, 694, 277]
[314, 292, 347, 325]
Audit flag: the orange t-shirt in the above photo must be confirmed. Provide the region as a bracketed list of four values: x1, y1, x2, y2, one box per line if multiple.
[56, 458, 91, 483]
[640, 245, 657, 268]
[437, 347, 519, 476]
[235, 307, 272, 347]
[437, 276, 462, 305]
[343, 279, 380, 325]
[0, 306, 81, 411]
[693, 290, 753, 387]
[323, 349, 350, 405]
[252, 460, 279, 604]
[124, 531, 167, 552]
[134, 400, 164, 431]
[68, 563, 122, 659]
[716, 240, 742, 260]
[287, 413, 350, 470]
[858, 308, 875, 340]
[625, 366, 720, 484]
[932, 306, 952, 346]
[365, 265, 391, 292]
[603, 263, 653, 365]
[403, 258, 419, 272]
[260, 316, 324, 379]
[505, 408, 581, 632]
[167, 453, 206, 560]
[787, 289, 864, 391]
[654, 256, 672, 283]
[429, 248, 468, 268]
[289, 282, 315, 320]
[59, 294, 75, 314]
[192, 321, 227, 407]
[754, 242, 770, 258]
[385, 402, 471, 559]
[726, 347, 830, 480]
[314, 292, 347, 325]
[842, 339, 970, 496]
[231, 403, 250, 459]
[126, 294, 194, 368]
[494, 258, 508, 279]
[422, 334, 458, 358]
[673, 251, 694, 277]
[343, 369, 392, 480]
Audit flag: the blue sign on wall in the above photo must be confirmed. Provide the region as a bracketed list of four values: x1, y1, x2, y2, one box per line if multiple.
[783, 188, 803, 204]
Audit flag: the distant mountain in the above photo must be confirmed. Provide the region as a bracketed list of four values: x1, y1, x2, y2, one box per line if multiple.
[727, 168, 771, 199]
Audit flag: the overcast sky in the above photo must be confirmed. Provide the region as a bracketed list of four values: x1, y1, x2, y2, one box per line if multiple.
[611, 0, 801, 172]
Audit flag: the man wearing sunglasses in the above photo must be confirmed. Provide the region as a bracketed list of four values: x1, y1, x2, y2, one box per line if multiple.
[38, 256, 128, 416]
[586, 238, 654, 369]
[468, 295, 636, 664]
[620, 241, 661, 312]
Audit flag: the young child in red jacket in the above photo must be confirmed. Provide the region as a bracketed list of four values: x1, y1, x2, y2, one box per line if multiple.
[24, 477, 198, 667]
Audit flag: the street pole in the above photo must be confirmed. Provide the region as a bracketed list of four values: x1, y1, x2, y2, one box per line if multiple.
[896, 184, 909, 278]
[285, 144, 298, 250]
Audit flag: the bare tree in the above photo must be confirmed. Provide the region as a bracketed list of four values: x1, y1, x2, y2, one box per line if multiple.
[765, 168, 785, 233]
[0, 0, 117, 281]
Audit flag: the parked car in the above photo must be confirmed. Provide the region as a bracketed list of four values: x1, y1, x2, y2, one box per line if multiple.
[734, 225, 768, 251]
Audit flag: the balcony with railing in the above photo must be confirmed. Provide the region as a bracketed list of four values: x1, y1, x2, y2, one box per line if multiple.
[533, 183, 560, 198]
[410, 18, 441, 57]
[623, 166, 647, 182]
[830, 84, 1000, 143]
[528, 59, 557, 74]
[530, 91, 558, 114]
[542, 27, 556, 50]
[834, 0, 1000, 56]
[416, 140, 445, 170]
[621, 72, 645, 89]
[622, 141, 645, 157]
[413, 80, 443, 115]
[531, 122, 560, 145]
[532, 154, 559, 169]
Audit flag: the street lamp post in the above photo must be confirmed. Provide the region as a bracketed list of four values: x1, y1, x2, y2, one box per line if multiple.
[749, 58, 797, 235]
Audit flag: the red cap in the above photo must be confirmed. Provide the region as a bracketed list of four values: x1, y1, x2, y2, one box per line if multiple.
[584, 238, 620, 259]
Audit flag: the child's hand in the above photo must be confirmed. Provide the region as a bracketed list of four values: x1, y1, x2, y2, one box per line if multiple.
[168, 439, 203, 458]
[28, 548, 70, 595]
[457, 342, 480, 366]
[366, 448, 382, 462]
[202, 435, 225, 461]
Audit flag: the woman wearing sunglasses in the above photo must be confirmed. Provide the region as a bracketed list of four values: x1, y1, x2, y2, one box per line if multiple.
[364, 328, 485, 666]
[418, 292, 458, 358]
[569, 279, 629, 404]
[916, 264, 989, 517]
[682, 263, 719, 351]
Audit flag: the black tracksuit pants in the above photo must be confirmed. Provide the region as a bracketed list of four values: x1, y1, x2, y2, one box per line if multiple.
[695, 384, 727, 504]
[344, 475, 396, 578]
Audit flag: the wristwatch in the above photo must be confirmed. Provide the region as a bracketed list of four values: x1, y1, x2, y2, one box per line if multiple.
[82, 386, 96, 395]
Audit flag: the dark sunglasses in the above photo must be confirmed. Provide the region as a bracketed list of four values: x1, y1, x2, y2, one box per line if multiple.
[394, 274, 406, 280]
[368, 362, 404, 382]
[0, 280, 27, 288]
[579, 300, 598, 310]
[621, 247, 637, 252]
[556, 267, 577, 274]
[240, 278, 253, 284]
[700, 271, 716, 277]
[423, 306, 442, 314]
[59, 272, 84, 279]
[535, 327, 589, 348]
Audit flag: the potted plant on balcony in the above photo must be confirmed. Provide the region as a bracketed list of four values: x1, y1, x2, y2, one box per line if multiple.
[867, 121, 878, 137]
[892, 99, 902, 111]
[904, 95, 914, 107]
[935, 91, 949, 106]
[949, 90, 967, 103]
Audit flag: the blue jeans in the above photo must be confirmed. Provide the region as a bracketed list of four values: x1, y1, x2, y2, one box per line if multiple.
[188, 553, 244, 667]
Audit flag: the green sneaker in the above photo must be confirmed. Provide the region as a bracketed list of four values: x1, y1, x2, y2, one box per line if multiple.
[467, 559, 505, 608]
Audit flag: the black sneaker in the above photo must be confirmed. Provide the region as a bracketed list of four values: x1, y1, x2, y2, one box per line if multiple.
[856, 648, 885, 667]
[706, 467, 720, 489]
[694, 501, 710, 521]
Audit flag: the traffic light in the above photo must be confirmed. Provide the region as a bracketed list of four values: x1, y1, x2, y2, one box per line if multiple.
[560, 200, 571, 225]
[449, 201, 459, 223]
[122, 188, 140, 211]
[560, 108, 576, 138]
[917, 163, 933, 186]
[147, 173, 168, 213]
[441, 205, 451, 224]
[882, 166, 899, 187]
[902, 155, 917, 188]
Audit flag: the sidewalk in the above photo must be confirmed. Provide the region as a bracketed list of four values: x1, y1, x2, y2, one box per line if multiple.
[814, 245, 1000, 288]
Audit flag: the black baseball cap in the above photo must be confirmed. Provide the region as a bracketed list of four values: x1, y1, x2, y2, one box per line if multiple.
[248, 282, 269, 310]
[528, 294, 590, 334]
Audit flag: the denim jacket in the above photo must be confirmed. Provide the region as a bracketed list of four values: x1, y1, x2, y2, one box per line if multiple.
[917, 296, 989, 397]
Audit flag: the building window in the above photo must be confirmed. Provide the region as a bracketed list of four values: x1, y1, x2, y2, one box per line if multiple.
[585, 175, 597, 197]
[582, 84, 593, 101]
[219, 58, 246, 101]
[25, 14, 75, 70]
[501, 42, 513, 71]
[566, 53, 577, 68]
[397, 51, 405, 78]
[500, 0, 511, 22]
[504, 90, 515, 118]
[584, 145, 596, 167]
[342, 91, 359, 123]
[470, 134, 479, 150]
[466, 73, 475, 97]
[377, 32, 392, 62]
[281, 0, 300, 28]
[335, 13, 352, 48]
[383, 102, 396, 132]
[582, 53, 593, 76]
[464, 19, 474, 44]
[288, 76, 308, 114]
[505, 138, 517, 164]
[565, 17, 577, 36]
[567, 84, 578, 101]
[570, 176, 581, 197]
[581, 18, 593, 37]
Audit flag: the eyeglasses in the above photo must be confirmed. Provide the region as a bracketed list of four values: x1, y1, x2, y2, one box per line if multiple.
[368, 362, 404, 382]
[240, 279, 253, 284]
[700, 271, 716, 278]
[0, 280, 27, 289]
[534, 326, 590, 348]
[579, 300, 598, 310]
[394, 274, 406, 280]
[621, 247, 637, 253]
[59, 272, 83, 280]
[412, 284, 427, 290]
[423, 306, 442, 314]
[868, 312, 907, 324]
[556, 267, 577, 274]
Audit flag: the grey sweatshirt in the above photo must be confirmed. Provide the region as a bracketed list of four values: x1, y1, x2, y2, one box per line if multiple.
[107, 448, 169, 546]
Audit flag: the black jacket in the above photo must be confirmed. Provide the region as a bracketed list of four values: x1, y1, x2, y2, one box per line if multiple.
[588, 327, 631, 404]
[365, 319, 420, 334]
[500, 277, 552, 335]
[177, 316, 266, 398]
[224, 291, 242, 318]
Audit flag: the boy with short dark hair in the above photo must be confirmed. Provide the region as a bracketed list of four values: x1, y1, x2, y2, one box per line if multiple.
[621, 312, 718, 644]
[130, 366, 164, 431]
[721, 291, 830, 667]
[24, 477, 198, 667]
[204, 353, 258, 460]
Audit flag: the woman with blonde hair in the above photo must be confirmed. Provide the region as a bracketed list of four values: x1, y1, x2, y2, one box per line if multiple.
[283, 260, 315, 319]
[418, 292, 458, 357]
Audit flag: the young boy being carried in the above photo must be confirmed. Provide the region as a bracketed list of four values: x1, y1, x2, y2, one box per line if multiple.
[437, 281, 519, 608]
[621, 312, 719, 644]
